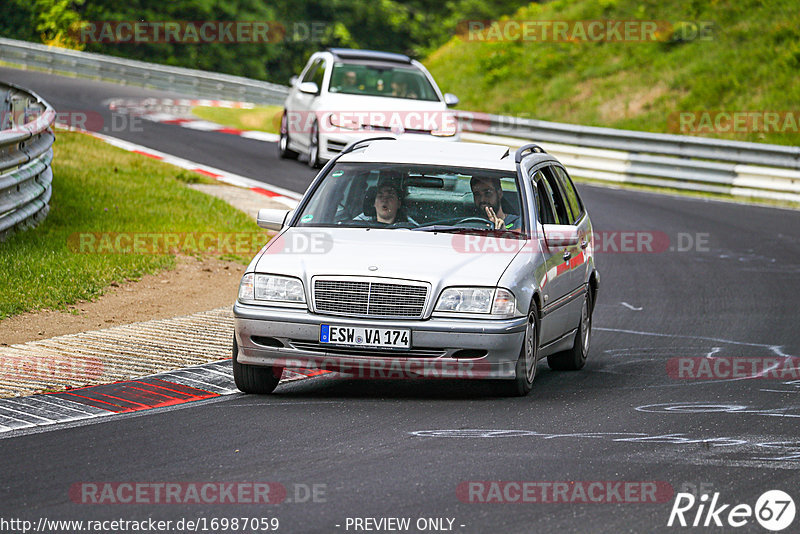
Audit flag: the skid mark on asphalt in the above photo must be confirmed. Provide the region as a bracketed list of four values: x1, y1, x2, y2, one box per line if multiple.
[595, 326, 796, 356]
[593, 327, 799, 389]
[409, 429, 800, 465]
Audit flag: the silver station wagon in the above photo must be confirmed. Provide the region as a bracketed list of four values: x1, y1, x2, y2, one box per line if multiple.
[234, 139, 599, 396]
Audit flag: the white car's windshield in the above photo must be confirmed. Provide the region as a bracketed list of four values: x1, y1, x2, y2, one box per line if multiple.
[295, 163, 525, 235]
[329, 63, 440, 102]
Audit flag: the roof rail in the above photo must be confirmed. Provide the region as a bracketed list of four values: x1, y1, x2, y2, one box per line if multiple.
[340, 136, 397, 156]
[327, 48, 412, 64]
[514, 143, 547, 163]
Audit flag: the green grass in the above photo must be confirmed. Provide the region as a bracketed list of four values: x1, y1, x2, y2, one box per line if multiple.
[0, 130, 265, 320]
[425, 0, 800, 146]
[191, 105, 283, 134]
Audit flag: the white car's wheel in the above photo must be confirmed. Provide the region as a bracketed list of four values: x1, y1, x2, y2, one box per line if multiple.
[278, 112, 299, 160]
[307, 121, 321, 168]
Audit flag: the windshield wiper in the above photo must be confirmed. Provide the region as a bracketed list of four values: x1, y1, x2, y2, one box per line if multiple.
[412, 225, 525, 238]
[412, 225, 488, 234]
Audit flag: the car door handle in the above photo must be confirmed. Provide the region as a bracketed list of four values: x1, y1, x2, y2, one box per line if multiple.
[563, 250, 572, 261]
[580, 240, 588, 249]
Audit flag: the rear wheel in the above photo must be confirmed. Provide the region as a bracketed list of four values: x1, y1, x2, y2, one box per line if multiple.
[278, 112, 299, 160]
[498, 304, 539, 397]
[232, 336, 283, 394]
[547, 290, 592, 371]
[307, 121, 321, 168]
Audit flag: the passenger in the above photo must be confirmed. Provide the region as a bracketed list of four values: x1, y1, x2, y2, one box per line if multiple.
[354, 175, 417, 225]
[470, 176, 521, 230]
[341, 70, 358, 90]
[390, 74, 418, 99]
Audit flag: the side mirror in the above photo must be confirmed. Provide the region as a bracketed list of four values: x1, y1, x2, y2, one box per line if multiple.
[444, 93, 460, 107]
[542, 224, 579, 248]
[298, 81, 319, 95]
[290, 75, 298, 86]
[257, 209, 292, 231]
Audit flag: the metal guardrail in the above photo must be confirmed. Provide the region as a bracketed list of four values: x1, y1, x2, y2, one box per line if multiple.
[456, 116, 800, 203]
[458, 113, 800, 203]
[0, 80, 55, 241]
[0, 37, 290, 106]
[1, 37, 797, 204]
[461, 131, 800, 204]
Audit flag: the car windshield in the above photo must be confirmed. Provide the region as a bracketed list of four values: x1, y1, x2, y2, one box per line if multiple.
[328, 63, 440, 102]
[295, 163, 525, 236]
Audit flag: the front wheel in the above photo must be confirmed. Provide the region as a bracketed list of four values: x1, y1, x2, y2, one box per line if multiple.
[497, 305, 539, 396]
[278, 112, 299, 160]
[547, 290, 592, 371]
[307, 121, 321, 168]
[232, 336, 283, 394]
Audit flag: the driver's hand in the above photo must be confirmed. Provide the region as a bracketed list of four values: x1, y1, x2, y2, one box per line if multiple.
[485, 207, 505, 229]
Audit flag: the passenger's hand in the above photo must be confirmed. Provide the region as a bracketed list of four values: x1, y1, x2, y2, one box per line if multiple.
[485, 207, 505, 229]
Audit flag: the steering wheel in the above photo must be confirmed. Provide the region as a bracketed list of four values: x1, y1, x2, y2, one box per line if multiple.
[455, 216, 494, 228]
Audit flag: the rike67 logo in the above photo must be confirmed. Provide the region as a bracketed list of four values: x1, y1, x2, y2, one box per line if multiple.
[668, 490, 795, 530]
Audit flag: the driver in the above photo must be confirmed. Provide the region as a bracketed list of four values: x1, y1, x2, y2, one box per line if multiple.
[353, 174, 417, 225]
[470, 176, 521, 231]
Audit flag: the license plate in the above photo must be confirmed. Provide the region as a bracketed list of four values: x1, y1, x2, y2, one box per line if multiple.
[320, 324, 411, 349]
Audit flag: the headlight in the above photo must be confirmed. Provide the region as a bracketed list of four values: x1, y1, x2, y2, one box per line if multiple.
[238, 273, 306, 305]
[431, 115, 458, 137]
[434, 287, 516, 316]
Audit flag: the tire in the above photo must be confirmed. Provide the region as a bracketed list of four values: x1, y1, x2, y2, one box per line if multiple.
[547, 290, 592, 371]
[278, 112, 299, 160]
[497, 303, 539, 397]
[232, 336, 283, 394]
[307, 121, 321, 168]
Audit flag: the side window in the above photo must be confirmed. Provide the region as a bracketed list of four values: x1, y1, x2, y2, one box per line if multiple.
[554, 166, 583, 222]
[311, 60, 327, 91]
[301, 59, 321, 83]
[540, 166, 573, 224]
[532, 171, 556, 225]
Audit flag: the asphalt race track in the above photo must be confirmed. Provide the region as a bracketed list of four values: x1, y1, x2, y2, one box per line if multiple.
[1, 67, 800, 533]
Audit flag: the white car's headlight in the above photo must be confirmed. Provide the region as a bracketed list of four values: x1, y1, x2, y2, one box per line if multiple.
[431, 121, 458, 137]
[435, 287, 516, 316]
[238, 273, 306, 304]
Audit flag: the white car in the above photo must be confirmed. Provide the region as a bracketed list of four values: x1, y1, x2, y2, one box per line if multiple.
[278, 48, 460, 167]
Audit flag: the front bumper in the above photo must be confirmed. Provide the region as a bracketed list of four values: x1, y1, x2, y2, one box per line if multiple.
[234, 302, 526, 380]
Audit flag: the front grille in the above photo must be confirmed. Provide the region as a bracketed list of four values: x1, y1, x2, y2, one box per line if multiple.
[289, 340, 446, 359]
[314, 278, 428, 318]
